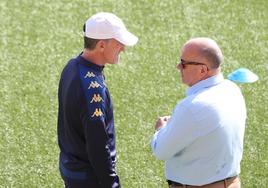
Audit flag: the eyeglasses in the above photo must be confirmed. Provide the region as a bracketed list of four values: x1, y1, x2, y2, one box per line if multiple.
[179, 59, 209, 70]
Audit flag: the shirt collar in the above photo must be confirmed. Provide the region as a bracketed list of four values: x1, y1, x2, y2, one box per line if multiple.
[78, 54, 104, 72]
[186, 73, 224, 96]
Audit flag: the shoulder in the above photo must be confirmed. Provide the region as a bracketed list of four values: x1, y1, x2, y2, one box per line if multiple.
[179, 85, 219, 116]
[183, 79, 244, 115]
[78, 65, 107, 98]
[222, 79, 242, 93]
[77, 65, 108, 120]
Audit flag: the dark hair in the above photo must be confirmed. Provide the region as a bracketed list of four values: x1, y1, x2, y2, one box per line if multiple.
[83, 24, 101, 50]
[84, 37, 101, 50]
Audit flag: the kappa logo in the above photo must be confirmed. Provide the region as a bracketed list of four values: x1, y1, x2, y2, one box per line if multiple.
[91, 108, 103, 117]
[88, 81, 103, 89]
[84, 71, 95, 78]
[90, 94, 104, 103]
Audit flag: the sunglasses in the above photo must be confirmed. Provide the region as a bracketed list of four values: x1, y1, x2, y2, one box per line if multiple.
[179, 59, 209, 70]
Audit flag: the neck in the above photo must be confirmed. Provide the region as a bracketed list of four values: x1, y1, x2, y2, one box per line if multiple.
[81, 49, 105, 66]
[210, 67, 221, 76]
[204, 67, 221, 79]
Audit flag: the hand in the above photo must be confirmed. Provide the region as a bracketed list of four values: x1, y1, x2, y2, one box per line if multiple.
[155, 116, 171, 131]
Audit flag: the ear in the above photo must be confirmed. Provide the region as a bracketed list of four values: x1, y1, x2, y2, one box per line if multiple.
[96, 40, 106, 52]
[200, 65, 208, 75]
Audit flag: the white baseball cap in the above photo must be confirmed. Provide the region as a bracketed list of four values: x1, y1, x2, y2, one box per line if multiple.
[84, 12, 138, 46]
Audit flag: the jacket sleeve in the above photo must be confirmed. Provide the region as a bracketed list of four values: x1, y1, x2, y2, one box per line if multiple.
[80, 74, 120, 188]
[151, 104, 198, 160]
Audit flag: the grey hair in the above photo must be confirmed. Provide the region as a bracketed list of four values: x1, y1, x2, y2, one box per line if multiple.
[201, 45, 223, 69]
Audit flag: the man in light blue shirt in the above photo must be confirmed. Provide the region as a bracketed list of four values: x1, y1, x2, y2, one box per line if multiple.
[151, 38, 246, 188]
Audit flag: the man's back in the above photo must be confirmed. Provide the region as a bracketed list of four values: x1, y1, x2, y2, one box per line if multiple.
[167, 76, 246, 185]
[152, 74, 246, 186]
[58, 56, 119, 187]
[151, 37, 243, 187]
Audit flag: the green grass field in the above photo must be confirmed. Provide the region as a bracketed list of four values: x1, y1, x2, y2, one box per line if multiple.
[0, 0, 267, 187]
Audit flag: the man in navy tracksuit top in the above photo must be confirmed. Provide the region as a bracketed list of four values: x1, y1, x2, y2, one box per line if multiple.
[57, 12, 138, 188]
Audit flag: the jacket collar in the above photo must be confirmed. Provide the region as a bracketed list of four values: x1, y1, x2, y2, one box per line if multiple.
[78, 54, 104, 72]
[186, 73, 224, 96]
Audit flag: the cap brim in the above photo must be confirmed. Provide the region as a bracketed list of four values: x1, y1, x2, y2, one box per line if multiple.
[115, 30, 138, 46]
[227, 68, 259, 83]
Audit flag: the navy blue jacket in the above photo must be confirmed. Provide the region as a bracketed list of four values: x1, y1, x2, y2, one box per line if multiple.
[57, 55, 120, 187]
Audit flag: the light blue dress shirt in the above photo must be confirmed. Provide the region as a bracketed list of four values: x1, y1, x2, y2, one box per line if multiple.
[151, 73, 246, 186]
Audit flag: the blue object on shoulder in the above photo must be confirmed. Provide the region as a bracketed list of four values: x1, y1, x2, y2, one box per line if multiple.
[227, 68, 259, 83]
